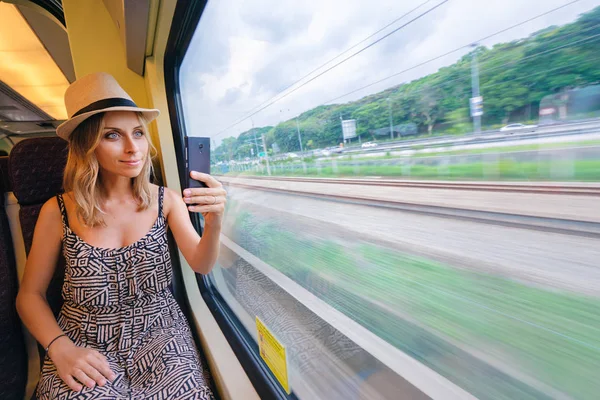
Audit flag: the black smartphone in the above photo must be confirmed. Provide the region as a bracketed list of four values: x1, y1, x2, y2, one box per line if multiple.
[185, 136, 210, 188]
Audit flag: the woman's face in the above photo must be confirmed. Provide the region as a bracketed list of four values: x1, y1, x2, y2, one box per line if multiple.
[94, 111, 149, 179]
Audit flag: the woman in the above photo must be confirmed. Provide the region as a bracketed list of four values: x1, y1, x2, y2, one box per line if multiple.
[16, 72, 225, 399]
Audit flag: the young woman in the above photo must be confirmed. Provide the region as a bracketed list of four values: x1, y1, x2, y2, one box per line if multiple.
[16, 72, 225, 399]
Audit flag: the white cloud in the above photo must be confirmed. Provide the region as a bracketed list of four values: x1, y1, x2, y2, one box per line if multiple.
[179, 0, 599, 144]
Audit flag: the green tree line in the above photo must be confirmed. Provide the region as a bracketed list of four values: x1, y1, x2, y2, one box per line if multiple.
[216, 7, 600, 162]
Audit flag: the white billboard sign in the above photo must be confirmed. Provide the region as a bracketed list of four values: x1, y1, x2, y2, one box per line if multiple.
[341, 119, 357, 140]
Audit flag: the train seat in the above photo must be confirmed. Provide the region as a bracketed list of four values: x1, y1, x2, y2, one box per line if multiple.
[0, 155, 28, 400]
[9, 137, 69, 367]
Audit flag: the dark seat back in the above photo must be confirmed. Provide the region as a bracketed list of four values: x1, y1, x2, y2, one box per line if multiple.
[0, 156, 28, 400]
[0, 156, 12, 192]
[8, 138, 69, 369]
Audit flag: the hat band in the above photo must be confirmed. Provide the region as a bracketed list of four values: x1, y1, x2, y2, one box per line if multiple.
[72, 97, 138, 118]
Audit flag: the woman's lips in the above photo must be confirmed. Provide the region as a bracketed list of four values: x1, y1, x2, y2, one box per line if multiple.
[121, 160, 141, 166]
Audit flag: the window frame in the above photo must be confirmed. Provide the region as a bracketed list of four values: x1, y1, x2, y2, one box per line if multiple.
[163, 1, 295, 399]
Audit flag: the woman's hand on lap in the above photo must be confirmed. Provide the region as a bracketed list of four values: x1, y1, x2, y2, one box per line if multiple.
[49, 337, 116, 392]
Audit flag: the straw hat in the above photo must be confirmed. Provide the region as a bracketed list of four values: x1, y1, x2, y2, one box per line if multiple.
[56, 72, 160, 141]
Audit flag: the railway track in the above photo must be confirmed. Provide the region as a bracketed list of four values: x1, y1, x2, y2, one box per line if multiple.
[225, 175, 600, 196]
[219, 175, 600, 238]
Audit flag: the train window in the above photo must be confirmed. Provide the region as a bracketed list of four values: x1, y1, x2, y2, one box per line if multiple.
[178, 1, 600, 399]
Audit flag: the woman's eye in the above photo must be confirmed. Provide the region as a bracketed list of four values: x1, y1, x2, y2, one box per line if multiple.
[134, 130, 144, 138]
[105, 132, 119, 139]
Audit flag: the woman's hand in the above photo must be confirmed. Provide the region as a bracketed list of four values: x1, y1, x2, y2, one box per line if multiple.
[48, 336, 116, 392]
[183, 171, 227, 227]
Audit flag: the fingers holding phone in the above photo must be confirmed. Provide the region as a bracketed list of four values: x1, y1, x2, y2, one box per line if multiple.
[184, 171, 227, 220]
[184, 136, 226, 223]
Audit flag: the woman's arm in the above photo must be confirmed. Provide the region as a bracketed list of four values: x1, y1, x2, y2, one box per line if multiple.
[16, 198, 68, 351]
[16, 198, 115, 391]
[164, 171, 227, 275]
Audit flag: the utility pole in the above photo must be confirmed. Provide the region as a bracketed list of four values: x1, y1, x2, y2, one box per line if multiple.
[471, 43, 482, 134]
[251, 119, 260, 158]
[261, 133, 271, 176]
[387, 97, 394, 139]
[295, 118, 303, 153]
[340, 113, 345, 144]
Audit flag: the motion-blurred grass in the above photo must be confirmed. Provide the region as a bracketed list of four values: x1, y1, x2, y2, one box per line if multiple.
[231, 209, 600, 399]
[233, 159, 600, 181]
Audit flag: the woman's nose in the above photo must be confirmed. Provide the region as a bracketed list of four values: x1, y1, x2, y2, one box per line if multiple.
[124, 135, 139, 153]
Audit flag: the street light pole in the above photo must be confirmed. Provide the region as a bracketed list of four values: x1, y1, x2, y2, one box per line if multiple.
[387, 97, 394, 139]
[471, 43, 482, 134]
[251, 119, 260, 159]
[295, 118, 303, 153]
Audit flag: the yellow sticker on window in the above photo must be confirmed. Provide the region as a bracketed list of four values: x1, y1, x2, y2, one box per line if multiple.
[256, 317, 290, 394]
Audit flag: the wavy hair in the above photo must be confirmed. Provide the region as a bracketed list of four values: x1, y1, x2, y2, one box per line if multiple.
[62, 112, 156, 227]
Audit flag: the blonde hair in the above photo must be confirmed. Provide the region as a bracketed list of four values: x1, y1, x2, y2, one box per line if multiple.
[63, 112, 157, 227]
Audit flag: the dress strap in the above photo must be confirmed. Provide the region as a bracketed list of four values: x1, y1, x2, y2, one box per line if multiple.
[56, 194, 70, 230]
[158, 186, 165, 221]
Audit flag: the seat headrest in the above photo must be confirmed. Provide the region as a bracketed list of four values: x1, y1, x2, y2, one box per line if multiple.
[9, 137, 68, 205]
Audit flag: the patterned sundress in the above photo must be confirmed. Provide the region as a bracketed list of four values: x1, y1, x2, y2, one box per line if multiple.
[36, 187, 214, 399]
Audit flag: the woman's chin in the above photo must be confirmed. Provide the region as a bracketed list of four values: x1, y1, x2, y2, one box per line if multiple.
[100, 164, 145, 179]
[119, 168, 143, 178]
[128, 171, 143, 178]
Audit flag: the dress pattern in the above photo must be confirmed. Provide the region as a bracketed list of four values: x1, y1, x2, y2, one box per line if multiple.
[36, 187, 214, 399]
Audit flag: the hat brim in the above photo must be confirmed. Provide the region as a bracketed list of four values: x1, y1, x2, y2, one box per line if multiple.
[56, 106, 160, 141]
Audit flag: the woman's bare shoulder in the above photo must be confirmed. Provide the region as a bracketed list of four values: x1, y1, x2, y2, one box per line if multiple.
[161, 186, 184, 216]
[37, 196, 63, 231]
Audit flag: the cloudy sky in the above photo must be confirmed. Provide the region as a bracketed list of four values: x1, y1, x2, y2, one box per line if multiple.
[179, 0, 599, 144]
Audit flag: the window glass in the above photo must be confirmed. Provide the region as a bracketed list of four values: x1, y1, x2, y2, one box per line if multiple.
[180, 1, 600, 398]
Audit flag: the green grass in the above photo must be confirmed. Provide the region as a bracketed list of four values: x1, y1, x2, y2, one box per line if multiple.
[228, 208, 600, 399]
[232, 159, 600, 181]
[356, 247, 600, 399]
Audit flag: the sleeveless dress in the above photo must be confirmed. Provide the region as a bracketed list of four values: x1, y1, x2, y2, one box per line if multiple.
[36, 187, 214, 400]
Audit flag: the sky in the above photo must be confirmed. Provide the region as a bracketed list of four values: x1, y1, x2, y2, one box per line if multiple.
[179, 0, 600, 145]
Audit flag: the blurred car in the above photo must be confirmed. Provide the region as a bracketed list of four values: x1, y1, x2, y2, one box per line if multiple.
[320, 147, 343, 156]
[287, 152, 299, 158]
[499, 123, 538, 132]
[361, 141, 378, 148]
